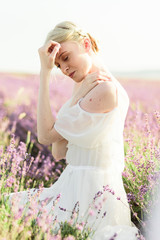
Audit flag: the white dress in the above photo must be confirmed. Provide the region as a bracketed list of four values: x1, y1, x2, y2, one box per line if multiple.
[9, 76, 140, 239]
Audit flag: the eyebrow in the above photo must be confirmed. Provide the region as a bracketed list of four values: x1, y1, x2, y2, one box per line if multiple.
[55, 51, 67, 66]
[58, 51, 67, 59]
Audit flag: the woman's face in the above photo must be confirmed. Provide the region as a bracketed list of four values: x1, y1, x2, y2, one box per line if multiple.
[55, 40, 92, 82]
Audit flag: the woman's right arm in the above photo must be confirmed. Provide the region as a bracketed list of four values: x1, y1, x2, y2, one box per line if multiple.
[37, 41, 64, 145]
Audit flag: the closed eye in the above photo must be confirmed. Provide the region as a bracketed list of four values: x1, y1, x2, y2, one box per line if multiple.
[56, 56, 68, 69]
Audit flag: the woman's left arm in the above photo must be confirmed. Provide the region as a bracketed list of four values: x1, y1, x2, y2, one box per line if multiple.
[51, 82, 78, 160]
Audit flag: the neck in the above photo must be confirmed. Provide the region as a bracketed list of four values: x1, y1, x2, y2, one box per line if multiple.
[73, 53, 111, 94]
[88, 53, 107, 73]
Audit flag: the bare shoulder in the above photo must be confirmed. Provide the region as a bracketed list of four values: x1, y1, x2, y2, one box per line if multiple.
[79, 81, 118, 113]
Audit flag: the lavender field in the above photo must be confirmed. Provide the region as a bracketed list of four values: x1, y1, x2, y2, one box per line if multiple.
[0, 72, 160, 239]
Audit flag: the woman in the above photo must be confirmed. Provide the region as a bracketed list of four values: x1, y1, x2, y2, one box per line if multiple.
[11, 21, 141, 239]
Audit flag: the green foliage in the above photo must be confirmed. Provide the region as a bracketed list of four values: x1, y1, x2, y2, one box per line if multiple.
[60, 221, 92, 240]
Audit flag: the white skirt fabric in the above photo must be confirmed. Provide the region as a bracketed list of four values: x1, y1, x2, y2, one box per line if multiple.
[9, 164, 140, 239]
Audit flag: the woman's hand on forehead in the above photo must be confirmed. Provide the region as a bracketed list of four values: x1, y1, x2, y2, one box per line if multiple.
[38, 40, 62, 72]
[47, 41, 61, 54]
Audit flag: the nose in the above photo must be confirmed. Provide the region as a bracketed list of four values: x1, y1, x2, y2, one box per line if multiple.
[62, 65, 69, 75]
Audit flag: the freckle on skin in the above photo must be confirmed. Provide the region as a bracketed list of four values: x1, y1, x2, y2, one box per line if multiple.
[89, 98, 92, 102]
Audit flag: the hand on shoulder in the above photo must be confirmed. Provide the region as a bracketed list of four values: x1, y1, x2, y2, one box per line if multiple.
[79, 81, 118, 114]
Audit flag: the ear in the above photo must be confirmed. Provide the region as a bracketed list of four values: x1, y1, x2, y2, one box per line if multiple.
[83, 37, 91, 52]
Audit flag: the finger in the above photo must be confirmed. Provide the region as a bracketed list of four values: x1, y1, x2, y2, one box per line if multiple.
[49, 45, 61, 59]
[91, 76, 111, 83]
[46, 40, 60, 49]
[45, 40, 60, 53]
[92, 70, 106, 76]
[48, 44, 54, 54]
[99, 71, 111, 79]
[89, 71, 111, 80]
[97, 75, 112, 81]
[97, 80, 107, 83]
[44, 40, 55, 52]
[48, 44, 61, 55]
[87, 71, 98, 77]
[88, 70, 110, 76]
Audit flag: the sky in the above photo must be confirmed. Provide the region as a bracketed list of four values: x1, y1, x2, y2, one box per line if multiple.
[0, 0, 160, 74]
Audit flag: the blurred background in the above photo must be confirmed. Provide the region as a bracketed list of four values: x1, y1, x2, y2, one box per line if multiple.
[0, 0, 160, 80]
[0, 1, 160, 238]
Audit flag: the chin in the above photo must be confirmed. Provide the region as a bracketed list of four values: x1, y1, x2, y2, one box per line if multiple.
[74, 72, 85, 83]
[74, 68, 90, 83]
[75, 78, 83, 83]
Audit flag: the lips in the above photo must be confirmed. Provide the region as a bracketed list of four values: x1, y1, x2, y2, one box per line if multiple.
[69, 71, 75, 78]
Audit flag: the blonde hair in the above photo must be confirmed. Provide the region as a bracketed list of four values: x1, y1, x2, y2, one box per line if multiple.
[44, 21, 99, 53]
